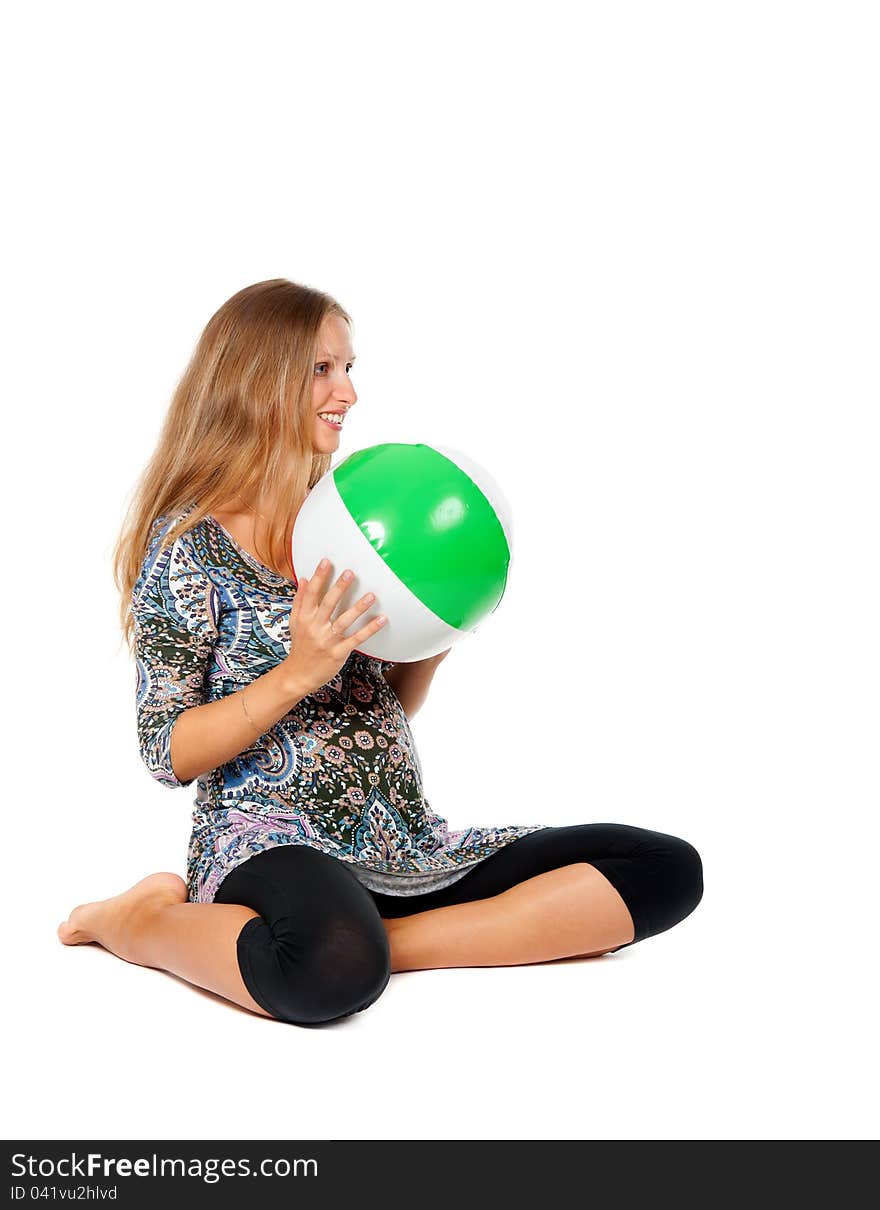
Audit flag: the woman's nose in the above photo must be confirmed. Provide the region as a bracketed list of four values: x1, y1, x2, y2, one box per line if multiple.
[335, 376, 356, 404]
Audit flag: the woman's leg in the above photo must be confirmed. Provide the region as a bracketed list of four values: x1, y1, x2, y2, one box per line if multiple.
[213, 845, 390, 1025]
[58, 872, 271, 1016]
[371, 823, 704, 972]
[58, 846, 391, 1026]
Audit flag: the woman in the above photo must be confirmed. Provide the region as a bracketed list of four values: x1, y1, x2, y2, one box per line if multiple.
[58, 278, 704, 1026]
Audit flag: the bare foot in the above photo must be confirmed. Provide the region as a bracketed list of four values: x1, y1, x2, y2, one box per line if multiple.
[57, 872, 188, 961]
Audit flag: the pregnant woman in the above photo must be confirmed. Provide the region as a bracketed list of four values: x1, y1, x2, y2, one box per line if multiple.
[58, 278, 704, 1026]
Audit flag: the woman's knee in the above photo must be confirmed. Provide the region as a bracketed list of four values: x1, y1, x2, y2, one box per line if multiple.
[592, 827, 704, 944]
[236, 912, 392, 1026]
[683, 836, 704, 905]
[640, 832, 704, 939]
[663, 834, 704, 918]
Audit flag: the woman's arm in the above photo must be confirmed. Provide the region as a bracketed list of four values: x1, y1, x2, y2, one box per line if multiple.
[169, 660, 309, 785]
[383, 649, 450, 721]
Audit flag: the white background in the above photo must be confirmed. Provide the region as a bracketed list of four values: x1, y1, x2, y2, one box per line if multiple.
[2, 0, 877, 1141]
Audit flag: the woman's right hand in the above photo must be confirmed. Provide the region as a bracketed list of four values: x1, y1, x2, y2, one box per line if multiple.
[284, 558, 387, 695]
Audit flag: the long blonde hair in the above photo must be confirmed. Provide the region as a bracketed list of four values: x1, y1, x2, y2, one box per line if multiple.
[112, 278, 351, 654]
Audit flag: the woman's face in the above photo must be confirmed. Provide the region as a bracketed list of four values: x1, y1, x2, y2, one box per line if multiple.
[312, 314, 357, 450]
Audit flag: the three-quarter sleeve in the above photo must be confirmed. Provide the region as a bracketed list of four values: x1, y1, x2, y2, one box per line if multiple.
[132, 516, 219, 788]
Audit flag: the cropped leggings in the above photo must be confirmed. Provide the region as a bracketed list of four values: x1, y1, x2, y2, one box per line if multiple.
[213, 822, 704, 1026]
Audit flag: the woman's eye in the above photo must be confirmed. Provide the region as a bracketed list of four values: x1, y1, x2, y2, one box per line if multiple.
[314, 363, 354, 375]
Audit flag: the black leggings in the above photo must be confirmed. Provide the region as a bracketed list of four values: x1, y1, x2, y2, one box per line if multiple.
[213, 822, 703, 1026]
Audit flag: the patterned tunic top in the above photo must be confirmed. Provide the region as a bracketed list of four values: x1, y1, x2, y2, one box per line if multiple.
[132, 504, 548, 903]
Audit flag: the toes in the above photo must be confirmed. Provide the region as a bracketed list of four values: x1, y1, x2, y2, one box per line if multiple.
[57, 921, 88, 945]
[57, 902, 96, 945]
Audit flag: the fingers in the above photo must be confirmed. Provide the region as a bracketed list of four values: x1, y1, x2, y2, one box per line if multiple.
[337, 612, 387, 648]
[293, 560, 329, 611]
[301, 558, 387, 642]
[333, 586, 378, 632]
[312, 560, 369, 623]
[353, 613, 387, 644]
[304, 558, 340, 616]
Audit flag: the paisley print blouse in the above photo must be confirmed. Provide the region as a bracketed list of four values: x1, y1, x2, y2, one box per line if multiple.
[131, 504, 548, 903]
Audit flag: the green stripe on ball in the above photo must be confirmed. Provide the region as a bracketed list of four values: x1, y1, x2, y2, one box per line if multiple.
[333, 443, 510, 632]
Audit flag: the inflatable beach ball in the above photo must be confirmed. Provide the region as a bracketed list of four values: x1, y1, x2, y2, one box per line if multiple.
[290, 442, 514, 663]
